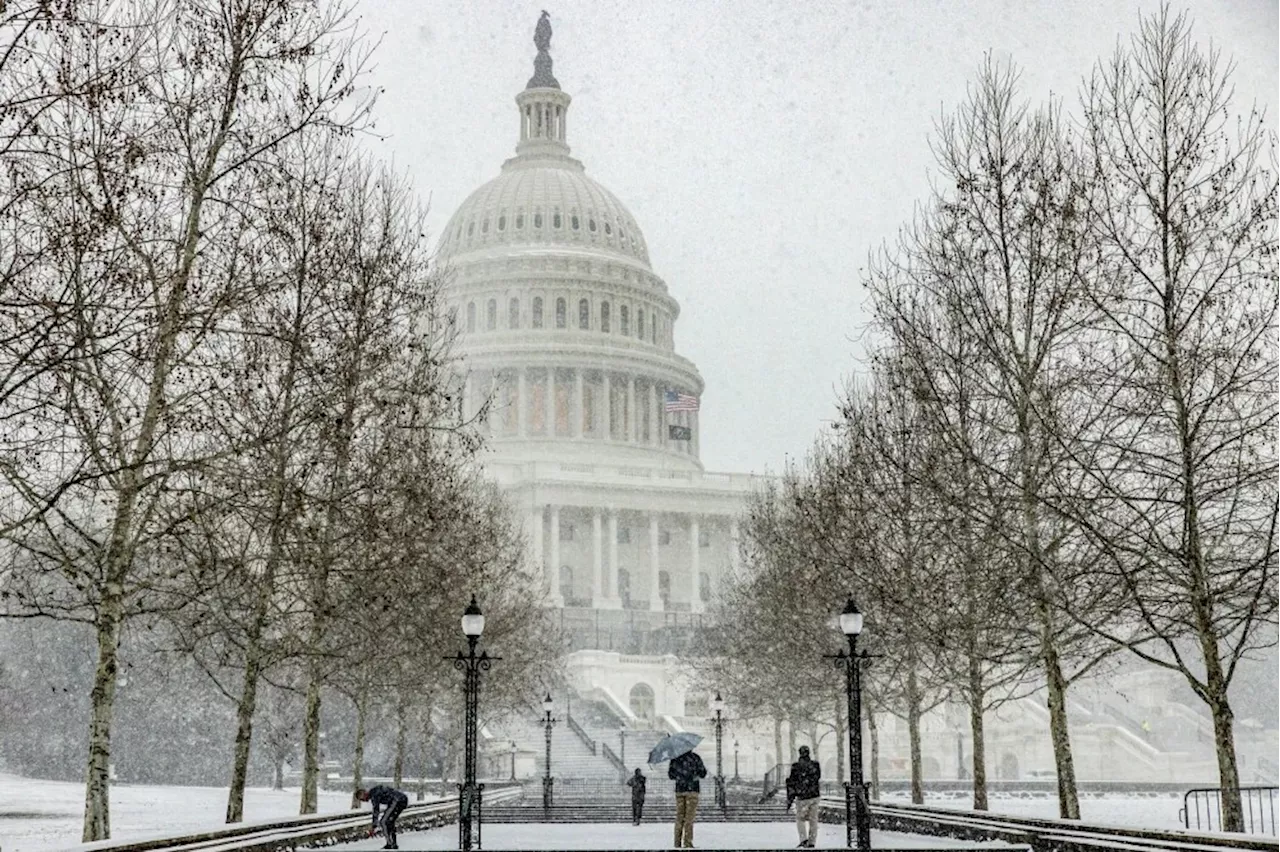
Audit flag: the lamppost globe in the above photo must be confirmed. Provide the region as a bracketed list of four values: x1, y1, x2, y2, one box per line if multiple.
[543, 693, 554, 714]
[711, 692, 725, 713]
[461, 595, 485, 639]
[839, 597, 863, 637]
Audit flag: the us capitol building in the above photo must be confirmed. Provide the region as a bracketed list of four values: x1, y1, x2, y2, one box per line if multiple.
[436, 13, 759, 726]
[431, 15, 1238, 787]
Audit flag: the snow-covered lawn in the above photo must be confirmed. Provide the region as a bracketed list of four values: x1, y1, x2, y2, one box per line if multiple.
[0, 773, 355, 852]
[881, 790, 1189, 832]
[334, 822, 1004, 850]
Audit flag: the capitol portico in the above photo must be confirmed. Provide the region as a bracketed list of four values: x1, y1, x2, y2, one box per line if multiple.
[437, 13, 758, 720]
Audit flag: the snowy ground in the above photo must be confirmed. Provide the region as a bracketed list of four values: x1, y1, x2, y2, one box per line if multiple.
[0, 773, 355, 852]
[335, 823, 1005, 850]
[879, 790, 1189, 831]
[0, 772, 1206, 852]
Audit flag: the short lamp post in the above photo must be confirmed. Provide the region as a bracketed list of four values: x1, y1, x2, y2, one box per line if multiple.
[733, 739, 741, 782]
[710, 691, 726, 812]
[541, 693, 557, 810]
[446, 595, 497, 852]
[824, 597, 872, 851]
[509, 741, 517, 781]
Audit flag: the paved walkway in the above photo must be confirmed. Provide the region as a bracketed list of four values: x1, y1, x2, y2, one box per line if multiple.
[337, 822, 1009, 849]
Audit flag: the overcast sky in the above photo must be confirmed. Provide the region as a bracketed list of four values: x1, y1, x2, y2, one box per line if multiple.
[349, 0, 1278, 476]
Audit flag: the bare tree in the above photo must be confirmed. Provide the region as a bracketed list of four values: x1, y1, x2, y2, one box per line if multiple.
[1062, 7, 1279, 831]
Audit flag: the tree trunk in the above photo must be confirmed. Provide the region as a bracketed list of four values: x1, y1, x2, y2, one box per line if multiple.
[393, 696, 407, 786]
[351, 691, 369, 809]
[1043, 638, 1080, 819]
[906, 667, 924, 804]
[809, 723, 821, 763]
[773, 717, 784, 772]
[225, 642, 266, 823]
[968, 660, 988, 811]
[787, 717, 797, 762]
[299, 672, 323, 814]
[1208, 685, 1243, 831]
[418, 710, 432, 801]
[82, 595, 124, 842]
[867, 708, 880, 801]
[274, 755, 286, 790]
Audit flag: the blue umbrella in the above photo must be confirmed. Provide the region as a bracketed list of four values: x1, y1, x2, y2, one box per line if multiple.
[648, 731, 703, 764]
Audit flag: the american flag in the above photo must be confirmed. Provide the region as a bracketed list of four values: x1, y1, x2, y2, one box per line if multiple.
[664, 390, 699, 412]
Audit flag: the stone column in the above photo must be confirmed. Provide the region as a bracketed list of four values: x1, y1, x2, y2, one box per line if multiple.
[627, 376, 637, 442]
[689, 515, 703, 614]
[604, 511, 621, 609]
[516, 369, 527, 437]
[591, 509, 604, 606]
[573, 369, 584, 438]
[649, 514, 663, 611]
[651, 383, 660, 446]
[602, 372, 612, 440]
[545, 367, 555, 437]
[549, 506, 563, 605]
[691, 409, 700, 459]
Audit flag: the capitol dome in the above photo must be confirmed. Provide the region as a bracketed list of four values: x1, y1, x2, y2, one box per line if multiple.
[439, 161, 652, 267]
[442, 12, 704, 473]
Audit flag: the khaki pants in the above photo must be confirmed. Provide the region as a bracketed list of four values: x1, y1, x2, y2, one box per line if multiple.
[796, 796, 820, 845]
[673, 791, 700, 848]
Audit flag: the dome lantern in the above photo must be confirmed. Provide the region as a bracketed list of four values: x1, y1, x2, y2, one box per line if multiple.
[516, 12, 572, 160]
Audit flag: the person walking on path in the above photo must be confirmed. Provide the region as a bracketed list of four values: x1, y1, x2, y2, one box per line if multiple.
[668, 749, 707, 848]
[786, 745, 822, 848]
[625, 767, 647, 825]
[356, 785, 409, 850]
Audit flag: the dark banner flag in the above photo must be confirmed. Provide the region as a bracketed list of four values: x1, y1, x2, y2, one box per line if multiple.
[668, 424, 692, 441]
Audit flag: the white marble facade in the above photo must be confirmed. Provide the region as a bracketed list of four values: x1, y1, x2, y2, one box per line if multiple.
[436, 29, 758, 717]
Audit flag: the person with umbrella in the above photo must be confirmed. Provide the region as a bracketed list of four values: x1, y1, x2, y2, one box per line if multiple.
[649, 731, 707, 849]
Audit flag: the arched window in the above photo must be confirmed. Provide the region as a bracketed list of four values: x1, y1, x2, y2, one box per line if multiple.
[658, 570, 671, 602]
[532, 297, 544, 329]
[497, 213, 507, 231]
[534, 211, 543, 229]
[571, 214, 580, 230]
[508, 297, 520, 329]
[516, 212, 525, 230]
[578, 298, 589, 330]
[556, 298, 567, 329]
[600, 301, 611, 333]
[588, 218, 597, 233]
[629, 683, 655, 721]
[553, 210, 562, 229]
[486, 299, 497, 331]
[620, 305, 629, 336]
[481, 217, 489, 234]
[466, 302, 476, 332]
[699, 571, 712, 602]
[637, 310, 645, 339]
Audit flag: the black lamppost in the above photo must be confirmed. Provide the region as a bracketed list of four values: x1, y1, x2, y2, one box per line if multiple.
[509, 741, 517, 781]
[733, 739, 740, 782]
[448, 595, 497, 852]
[825, 597, 871, 851]
[710, 692, 726, 812]
[541, 693, 557, 810]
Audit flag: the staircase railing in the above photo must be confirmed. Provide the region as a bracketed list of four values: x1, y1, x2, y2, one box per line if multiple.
[566, 713, 597, 755]
[761, 762, 787, 802]
[601, 742, 624, 772]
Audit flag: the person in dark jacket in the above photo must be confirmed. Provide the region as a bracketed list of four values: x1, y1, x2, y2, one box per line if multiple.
[356, 785, 408, 850]
[785, 746, 822, 848]
[668, 749, 707, 848]
[625, 767, 647, 825]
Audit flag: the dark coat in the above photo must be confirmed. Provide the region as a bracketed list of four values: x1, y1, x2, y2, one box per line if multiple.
[367, 785, 408, 826]
[668, 751, 707, 793]
[786, 756, 821, 801]
[626, 772, 647, 801]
